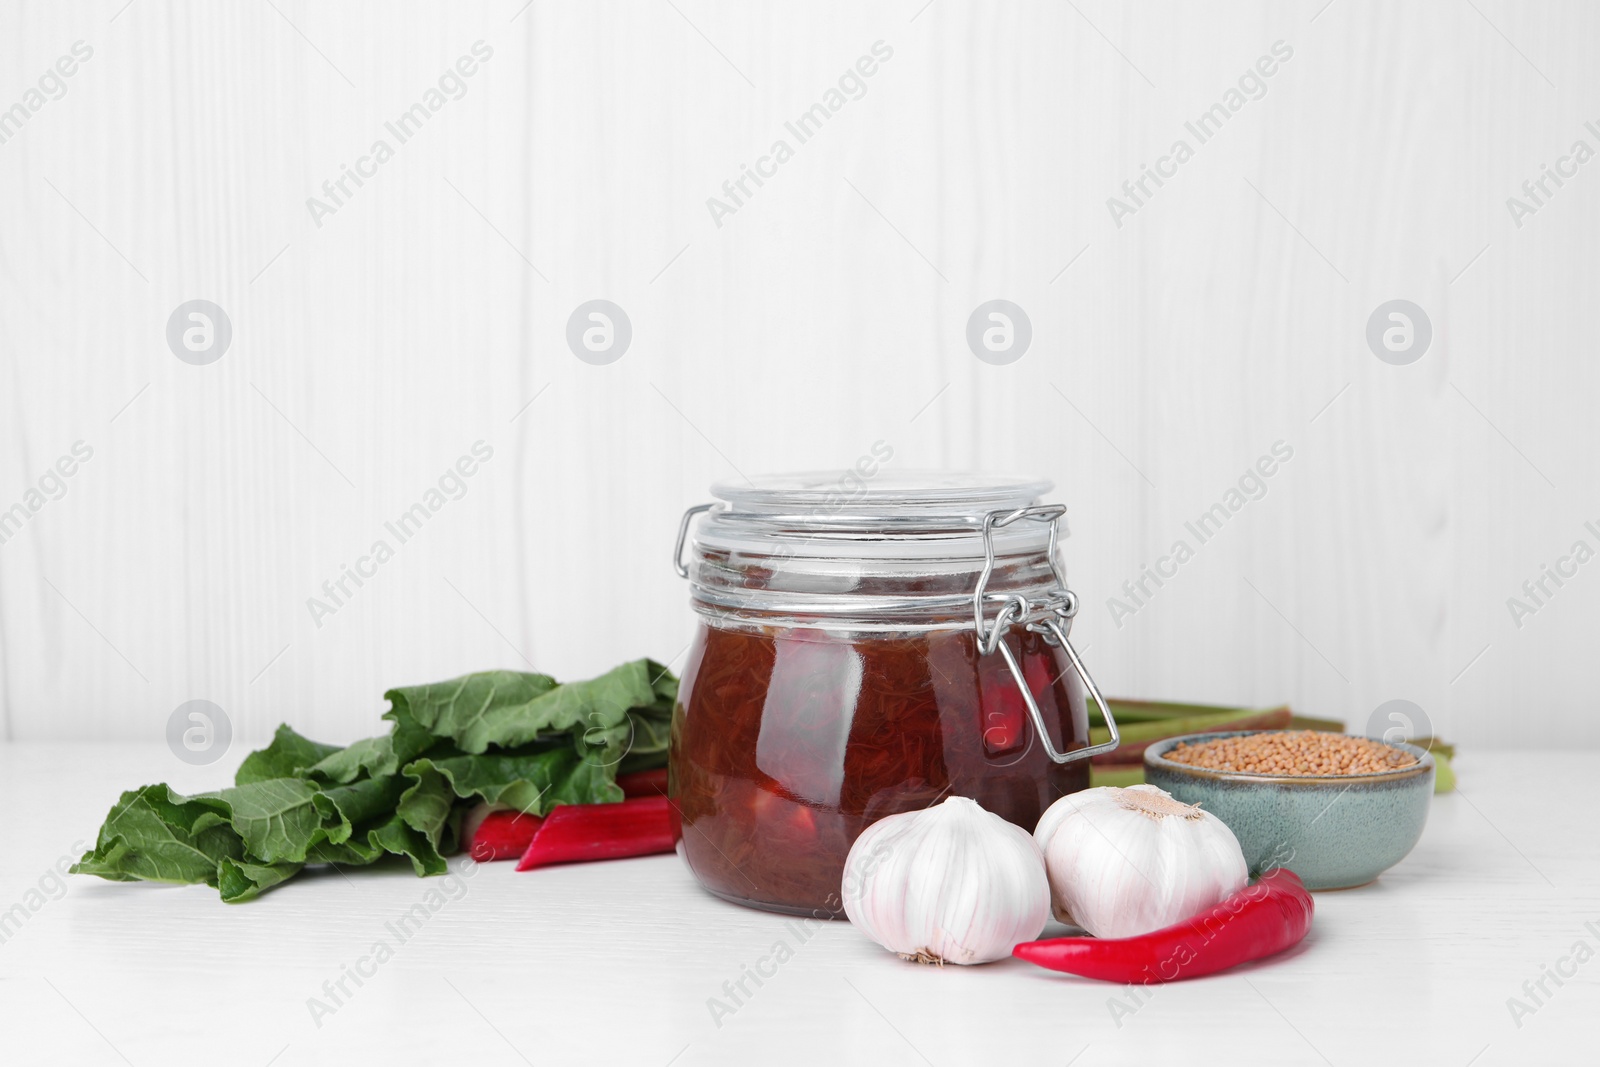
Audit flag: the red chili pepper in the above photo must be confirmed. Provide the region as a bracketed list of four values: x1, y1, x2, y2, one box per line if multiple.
[468, 810, 544, 862]
[1012, 868, 1314, 983]
[616, 767, 669, 799]
[516, 795, 675, 871]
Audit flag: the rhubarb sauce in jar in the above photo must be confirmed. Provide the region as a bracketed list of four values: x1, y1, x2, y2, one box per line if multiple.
[667, 472, 1119, 917]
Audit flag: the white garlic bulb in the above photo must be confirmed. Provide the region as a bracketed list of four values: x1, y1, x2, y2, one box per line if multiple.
[1034, 784, 1247, 939]
[842, 796, 1050, 965]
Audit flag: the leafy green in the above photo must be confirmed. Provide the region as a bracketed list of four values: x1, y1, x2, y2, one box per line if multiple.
[219, 858, 304, 902]
[626, 705, 673, 761]
[391, 660, 665, 754]
[313, 774, 408, 835]
[71, 660, 675, 902]
[409, 747, 623, 814]
[234, 725, 342, 785]
[205, 779, 327, 864]
[306, 711, 436, 784]
[70, 785, 243, 888]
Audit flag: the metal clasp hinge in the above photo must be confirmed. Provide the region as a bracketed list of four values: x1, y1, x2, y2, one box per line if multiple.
[674, 502, 718, 579]
[974, 506, 1120, 766]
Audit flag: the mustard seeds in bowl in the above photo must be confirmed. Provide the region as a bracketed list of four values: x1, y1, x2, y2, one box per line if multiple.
[1163, 730, 1418, 777]
[1144, 732, 1435, 889]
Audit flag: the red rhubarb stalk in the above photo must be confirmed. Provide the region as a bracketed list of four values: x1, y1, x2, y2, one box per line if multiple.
[468, 809, 544, 862]
[1013, 868, 1314, 983]
[516, 795, 675, 871]
[616, 767, 669, 799]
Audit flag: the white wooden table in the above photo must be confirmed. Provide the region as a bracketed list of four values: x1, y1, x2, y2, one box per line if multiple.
[0, 744, 1590, 1065]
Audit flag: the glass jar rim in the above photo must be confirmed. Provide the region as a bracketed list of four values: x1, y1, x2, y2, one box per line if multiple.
[695, 469, 1059, 560]
[710, 469, 1052, 516]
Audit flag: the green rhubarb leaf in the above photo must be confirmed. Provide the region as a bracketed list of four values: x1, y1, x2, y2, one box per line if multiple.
[402, 746, 622, 826]
[235, 725, 343, 785]
[306, 735, 395, 784]
[617, 748, 669, 776]
[306, 809, 451, 872]
[218, 858, 305, 903]
[311, 775, 406, 844]
[306, 706, 436, 784]
[395, 661, 667, 755]
[385, 670, 561, 753]
[395, 761, 458, 848]
[308, 831, 385, 867]
[194, 778, 329, 865]
[651, 670, 678, 706]
[626, 706, 672, 759]
[366, 812, 448, 876]
[70, 785, 244, 887]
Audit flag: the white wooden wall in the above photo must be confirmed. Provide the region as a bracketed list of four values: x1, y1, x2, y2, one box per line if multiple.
[1, 1, 1595, 752]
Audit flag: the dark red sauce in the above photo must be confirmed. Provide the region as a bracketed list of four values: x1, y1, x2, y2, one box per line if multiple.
[669, 622, 1091, 916]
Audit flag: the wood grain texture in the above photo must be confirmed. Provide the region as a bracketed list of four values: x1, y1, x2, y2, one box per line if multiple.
[0, 1, 1596, 750]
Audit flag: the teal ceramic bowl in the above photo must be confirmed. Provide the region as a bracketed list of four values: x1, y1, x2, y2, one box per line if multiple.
[1143, 731, 1434, 890]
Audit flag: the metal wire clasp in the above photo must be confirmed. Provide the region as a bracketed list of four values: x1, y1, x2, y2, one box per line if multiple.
[674, 502, 718, 579]
[973, 506, 1120, 766]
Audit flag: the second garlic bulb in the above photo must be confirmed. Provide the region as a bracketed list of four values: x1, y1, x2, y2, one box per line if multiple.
[1035, 784, 1248, 939]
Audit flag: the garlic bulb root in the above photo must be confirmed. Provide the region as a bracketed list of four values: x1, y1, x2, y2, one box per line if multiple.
[842, 796, 1050, 966]
[1034, 784, 1248, 939]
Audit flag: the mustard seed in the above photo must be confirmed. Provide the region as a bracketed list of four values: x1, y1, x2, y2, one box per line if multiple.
[1164, 731, 1418, 776]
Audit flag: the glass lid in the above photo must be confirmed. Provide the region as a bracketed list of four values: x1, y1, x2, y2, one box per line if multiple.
[692, 470, 1062, 561]
[710, 470, 1053, 519]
